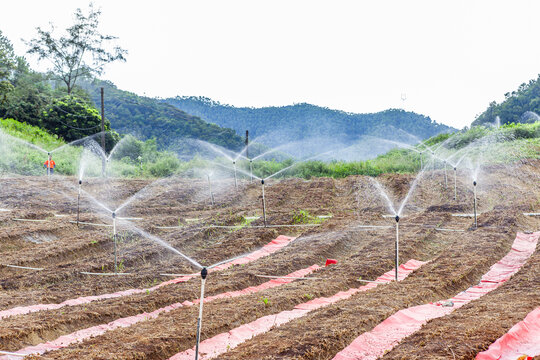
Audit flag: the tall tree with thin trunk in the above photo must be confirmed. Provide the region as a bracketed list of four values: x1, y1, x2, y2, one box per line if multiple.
[25, 3, 127, 94]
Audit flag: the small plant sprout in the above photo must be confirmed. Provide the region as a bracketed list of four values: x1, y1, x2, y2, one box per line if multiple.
[259, 296, 270, 307]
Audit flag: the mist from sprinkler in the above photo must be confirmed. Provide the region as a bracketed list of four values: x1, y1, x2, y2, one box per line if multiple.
[369, 168, 426, 282]
[207, 174, 215, 206]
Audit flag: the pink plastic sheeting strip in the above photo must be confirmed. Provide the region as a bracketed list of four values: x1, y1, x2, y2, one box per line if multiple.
[0, 235, 295, 320]
[169, 259, 427, 360]
[333, 231, 540, 360]
[476, 306, 540, 360]
[1, 264, 318, 360]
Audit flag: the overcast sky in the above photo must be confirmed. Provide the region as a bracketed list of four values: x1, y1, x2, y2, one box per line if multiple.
[3, 0, 540, 129]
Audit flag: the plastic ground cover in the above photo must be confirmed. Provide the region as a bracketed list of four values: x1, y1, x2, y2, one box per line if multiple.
[169, 259, 426, 360]
[0, 235, 295, 320]
[1, 264, 318, 360]
[476, 306, 540, 360]
[332, 231, 540, 360]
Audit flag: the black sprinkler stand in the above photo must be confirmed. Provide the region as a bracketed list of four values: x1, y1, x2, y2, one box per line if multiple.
[201, 267, 208, 280]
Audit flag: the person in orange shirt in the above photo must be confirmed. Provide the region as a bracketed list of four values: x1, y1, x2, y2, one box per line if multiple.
[44, 154, 56, 175]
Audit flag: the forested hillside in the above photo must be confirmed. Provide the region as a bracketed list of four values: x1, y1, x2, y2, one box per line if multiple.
[79, 80, 244, 151]
[473, 74, 540, 126]
[165, 96, 453, 145]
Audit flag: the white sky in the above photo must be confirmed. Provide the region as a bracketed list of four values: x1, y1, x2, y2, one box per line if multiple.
[3, 0, 540, 129]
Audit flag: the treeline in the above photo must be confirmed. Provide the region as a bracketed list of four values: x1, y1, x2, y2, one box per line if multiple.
[473, 74, 540, 126]
[79, 79, 244, 151]
[0, 29, 244, 153]
[165, 96, 454, 145]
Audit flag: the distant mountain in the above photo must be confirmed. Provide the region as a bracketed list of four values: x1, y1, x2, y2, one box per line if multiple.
[164, 97, 454, 147]
[80, 80, 244, 151]
[473, 74, 540, 126]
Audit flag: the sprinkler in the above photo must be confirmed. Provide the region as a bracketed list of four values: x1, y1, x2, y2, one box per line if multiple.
[249, 159, 253, 183]
[207, 174, 215, 206]
[394, 215, 400, 282]
[112, 211, 117, 273]
[194, 267, 208, 360]
[233, 161, 238, 190]
[473, 180, 478, 228]
[453, 167, 457, 201]
[76, 180, 82, 227]
[46, 152, 51, 182]
[261, 179, 267, 227]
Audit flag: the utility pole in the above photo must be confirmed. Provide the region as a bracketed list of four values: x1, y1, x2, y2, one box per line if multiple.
[101, 87, 105, 176]
[245, 130, 249, 159]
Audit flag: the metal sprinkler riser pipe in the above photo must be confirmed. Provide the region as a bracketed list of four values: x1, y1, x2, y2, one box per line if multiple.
[394, 215, 399, 282]
[261, 179, 267, 227]
[473, 181, 478, 228]
[195, 267, 208, 360]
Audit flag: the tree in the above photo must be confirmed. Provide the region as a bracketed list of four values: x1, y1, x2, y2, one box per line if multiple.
[25, 3, 127, 94]
[0, 30, 16, 102]
[42, 95, 112, 143]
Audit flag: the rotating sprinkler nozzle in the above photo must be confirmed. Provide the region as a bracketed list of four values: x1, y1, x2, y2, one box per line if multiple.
[394, 214, 400, 282]
[261, 179, 267, 227]
[473, 181, 478, 228]
[112, 212, 117, 273]
[195, 267, 208, 360]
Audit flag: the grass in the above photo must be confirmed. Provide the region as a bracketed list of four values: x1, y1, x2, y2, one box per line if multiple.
[2, 117, 538, 180]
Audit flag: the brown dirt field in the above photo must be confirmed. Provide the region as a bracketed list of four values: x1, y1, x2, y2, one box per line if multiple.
[0, 159, 539, 360]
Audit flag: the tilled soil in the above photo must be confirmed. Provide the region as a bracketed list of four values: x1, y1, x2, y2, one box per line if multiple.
[0, 159, 539, 360]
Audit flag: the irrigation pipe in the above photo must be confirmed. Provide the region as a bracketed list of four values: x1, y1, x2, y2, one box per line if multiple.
[12, 218, 49, 223]
[0, 350, 26, 357]
[524, 212, 540, 216]
[69, 220, 112, 227]
[80, 272, 132, 276]
[2, 264, 43, 271]
[160, 273, 199, 277]
[253, 274, 324, 280]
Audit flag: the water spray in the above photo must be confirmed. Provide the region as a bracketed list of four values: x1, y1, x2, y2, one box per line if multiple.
[77, 180, 82, 227]
[453, 167, 457, 201]
[207, 174, 215, 206]
[194, 267, 208, 360]
[112, 211, 118, 273]
[249, 159, 253, 183]
[233, 161, 238, 190]
[473, 180, 478, 228]
[261, 179, 267, 227]
[394, 215, 399, 282]
[444, 161, 448, 189]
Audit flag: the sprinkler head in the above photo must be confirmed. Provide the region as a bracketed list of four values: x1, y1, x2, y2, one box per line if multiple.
[112, 212, 116, 219]
[78, 179, 82, 185]
[395, 215, 400, 223]
[250, 159, 253, 163]
[454, 167, 457, 171]
[233, 161, 236, 165]
[201, 267, 208, 280]
[261, 179, 265, 185]
[47, 152, 50, 156]
[473, 181, 477, 186]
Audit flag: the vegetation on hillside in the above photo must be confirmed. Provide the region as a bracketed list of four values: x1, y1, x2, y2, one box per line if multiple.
[79, 79, 244, 151]
[165, 96, 454, 145]
[0, 118, 180, 177]
[473, 74, 540, 126]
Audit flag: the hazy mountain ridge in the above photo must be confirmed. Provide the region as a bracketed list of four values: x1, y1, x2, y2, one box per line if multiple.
[164, 96, 454, 146]
[79, 80, 245, 151]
